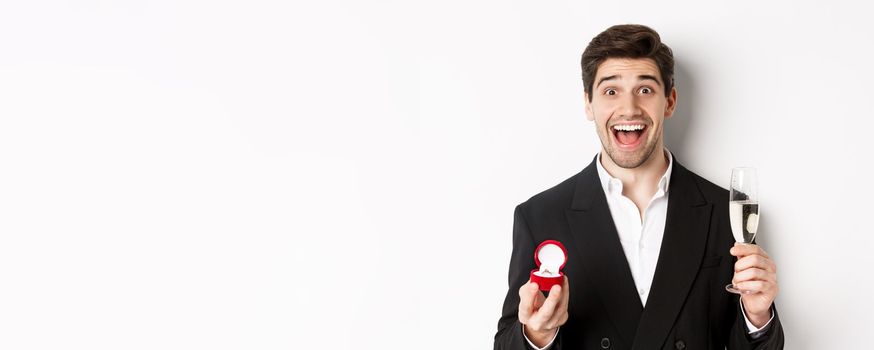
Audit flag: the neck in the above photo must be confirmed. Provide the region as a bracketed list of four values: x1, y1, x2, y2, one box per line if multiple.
[600, 144, 669, 192]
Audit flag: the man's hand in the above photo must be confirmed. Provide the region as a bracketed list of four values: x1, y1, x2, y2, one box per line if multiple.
[518, 276, 569, 348]
[730, 243, 779, 328]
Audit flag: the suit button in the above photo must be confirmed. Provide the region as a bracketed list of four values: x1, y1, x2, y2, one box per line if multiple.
[600, 337, 611, 349]
[675, 340, 686, 349]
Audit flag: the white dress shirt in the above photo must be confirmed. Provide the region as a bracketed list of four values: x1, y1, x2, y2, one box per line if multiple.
[523, 149, 773, 349]
[596, 150, 672, 307]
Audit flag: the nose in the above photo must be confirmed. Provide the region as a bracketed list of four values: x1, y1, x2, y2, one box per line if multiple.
[617, 93, 642, 118]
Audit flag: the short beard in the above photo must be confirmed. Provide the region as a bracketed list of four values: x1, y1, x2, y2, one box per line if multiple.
[599, 128, 660, 169]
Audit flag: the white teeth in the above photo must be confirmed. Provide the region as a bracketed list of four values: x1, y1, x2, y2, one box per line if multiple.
[612, 124, 645, 131]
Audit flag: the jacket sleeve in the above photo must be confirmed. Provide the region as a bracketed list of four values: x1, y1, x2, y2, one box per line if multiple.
[727, 302, 785, 349]
[494, 204, 561, 350]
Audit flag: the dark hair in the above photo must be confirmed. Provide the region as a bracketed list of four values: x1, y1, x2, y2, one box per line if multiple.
[581, 24, 675, 101]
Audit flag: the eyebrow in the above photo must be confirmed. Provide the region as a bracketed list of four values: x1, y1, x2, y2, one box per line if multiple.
[596, 74, 662, 88]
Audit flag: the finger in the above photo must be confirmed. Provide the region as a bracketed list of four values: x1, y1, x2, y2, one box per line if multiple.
[545, 277, 571, 328]
[531, 284, 563, 326]
[518, 282, 538, 322]
[734, 280, 774, 294]
[558, 312, 569, 327]
[734, 254, 775, 273]
[730, 243, 771, 259]
[734, 255, 776, 273]
[533, 289, 545, 310]
[732, 267, 774, 285]
[531, 282, 548, 309]
[545, 309, 569, 330]
[544, 303, 569, 329]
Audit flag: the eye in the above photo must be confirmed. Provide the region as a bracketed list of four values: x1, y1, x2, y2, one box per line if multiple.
[605, 88, 617, 96]
[638, 86, 653, 94]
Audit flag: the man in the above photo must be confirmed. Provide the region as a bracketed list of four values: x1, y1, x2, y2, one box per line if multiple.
[494, 24, 784, 350]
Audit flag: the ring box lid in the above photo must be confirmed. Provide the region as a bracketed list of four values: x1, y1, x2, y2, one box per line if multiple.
[534, 240, 567, 275]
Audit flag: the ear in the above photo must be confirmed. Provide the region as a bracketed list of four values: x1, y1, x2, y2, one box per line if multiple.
[584, 92, 594, 121]
[664, 87, 678, 119]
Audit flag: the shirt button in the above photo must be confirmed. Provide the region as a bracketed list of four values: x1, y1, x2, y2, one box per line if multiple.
[639, 289, 645, 295]
[675, 340, 686, 349]
[600, 337, 611, 349]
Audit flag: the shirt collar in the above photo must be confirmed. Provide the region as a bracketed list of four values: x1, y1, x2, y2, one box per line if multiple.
[595, 148, 673, 196]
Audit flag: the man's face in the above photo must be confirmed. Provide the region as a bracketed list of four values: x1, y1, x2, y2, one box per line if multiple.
[585, 58, 677, 169]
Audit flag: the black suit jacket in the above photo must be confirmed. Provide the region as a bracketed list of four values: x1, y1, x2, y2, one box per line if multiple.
[495, 156, 784, 350]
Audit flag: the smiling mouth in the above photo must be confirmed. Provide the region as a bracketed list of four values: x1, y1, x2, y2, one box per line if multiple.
[611, 123, 647, 147]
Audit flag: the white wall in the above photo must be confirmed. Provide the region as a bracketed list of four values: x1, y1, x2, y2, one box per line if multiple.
[1, 1, 871, 349]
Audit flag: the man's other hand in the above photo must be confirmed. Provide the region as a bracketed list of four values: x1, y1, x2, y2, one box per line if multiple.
[730, 242, 779, 328]
[518, 276, 569, 348]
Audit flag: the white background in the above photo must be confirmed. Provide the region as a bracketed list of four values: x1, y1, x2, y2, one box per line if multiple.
[1, 1, 872, 349]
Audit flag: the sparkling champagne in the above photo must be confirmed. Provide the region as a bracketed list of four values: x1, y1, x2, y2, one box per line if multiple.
[729, 200, 759, 243]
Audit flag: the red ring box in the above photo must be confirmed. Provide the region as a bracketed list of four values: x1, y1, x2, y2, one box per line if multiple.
[530, 240, 567, 292]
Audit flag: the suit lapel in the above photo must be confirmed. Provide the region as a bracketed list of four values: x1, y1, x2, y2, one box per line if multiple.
[564, 157, 643, 346]
[631, 161, 712, 350]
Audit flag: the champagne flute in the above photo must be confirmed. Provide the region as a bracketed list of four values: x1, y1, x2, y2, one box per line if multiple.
[725, 167, 759, 294]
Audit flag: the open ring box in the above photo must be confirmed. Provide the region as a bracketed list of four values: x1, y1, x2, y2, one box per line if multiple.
[530, 240, 567, 292]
